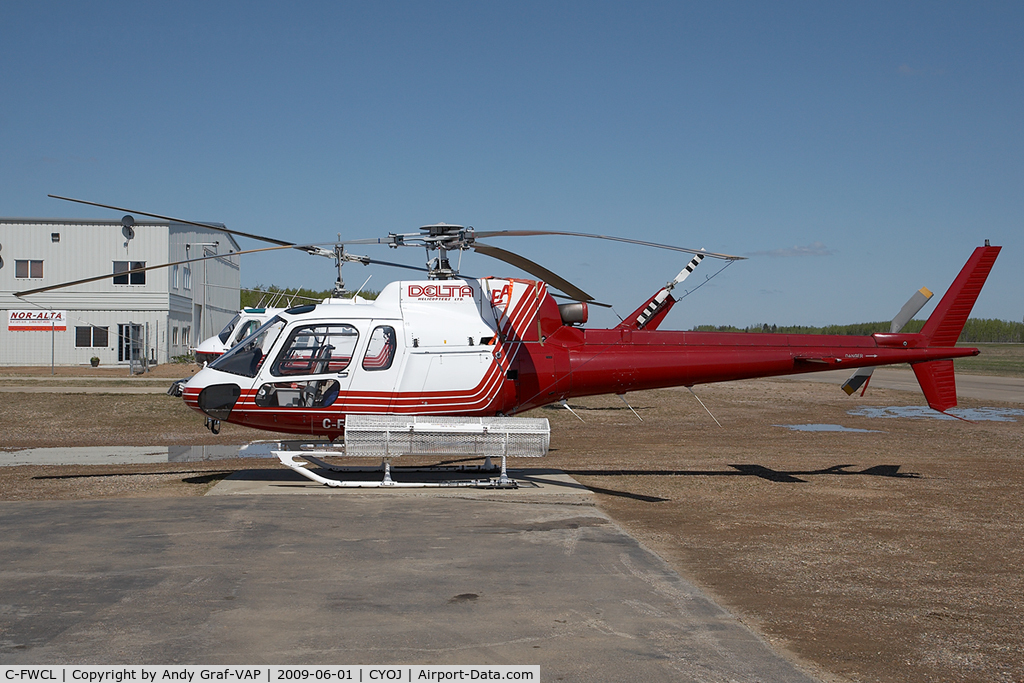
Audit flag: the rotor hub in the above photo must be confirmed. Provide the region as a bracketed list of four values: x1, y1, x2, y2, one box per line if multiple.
[420, 223, 466, 237]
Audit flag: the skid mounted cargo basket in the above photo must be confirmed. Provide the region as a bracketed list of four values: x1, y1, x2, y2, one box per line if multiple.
[343, 415, 550, 458]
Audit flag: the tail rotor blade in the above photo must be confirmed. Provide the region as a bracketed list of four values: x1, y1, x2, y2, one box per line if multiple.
[890, 287, 933, 333]
[842, 286, 935, 396]
[841, 367, 874, 396]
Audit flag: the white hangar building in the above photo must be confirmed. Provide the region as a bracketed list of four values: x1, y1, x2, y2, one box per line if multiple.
[0, 218, 241, 367]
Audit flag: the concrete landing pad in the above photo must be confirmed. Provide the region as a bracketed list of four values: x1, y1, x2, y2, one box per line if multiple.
[0, 490, 818, 682]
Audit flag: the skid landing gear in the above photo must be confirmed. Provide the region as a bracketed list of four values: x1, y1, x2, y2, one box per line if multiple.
[274, 450, 520, 489]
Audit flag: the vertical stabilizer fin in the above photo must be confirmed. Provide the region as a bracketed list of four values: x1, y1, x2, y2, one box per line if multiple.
[912, 360, 957, 412]
[919, 246, 1001, 347]
[907, 244, 1001, 411]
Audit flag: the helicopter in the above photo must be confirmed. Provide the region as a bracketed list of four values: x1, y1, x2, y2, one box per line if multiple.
[194, 306, 285, 365]
[18, 197, 1001, 445]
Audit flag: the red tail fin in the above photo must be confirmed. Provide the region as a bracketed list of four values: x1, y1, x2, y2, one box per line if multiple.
[919, 246, 1001, 347]
[912, 360, 957, 412]
[912, 244, 1000, 412]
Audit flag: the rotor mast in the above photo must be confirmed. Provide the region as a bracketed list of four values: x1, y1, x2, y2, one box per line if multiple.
[419, 223, 468, 280]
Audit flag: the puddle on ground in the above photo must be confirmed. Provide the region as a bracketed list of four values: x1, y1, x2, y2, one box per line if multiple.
[0, 442, 280, 467]
[848, 406, 1024, 422]
[774, 424, 883, 433]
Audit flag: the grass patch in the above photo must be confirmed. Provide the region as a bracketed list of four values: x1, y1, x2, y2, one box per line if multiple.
[953, 343, 1024, 377]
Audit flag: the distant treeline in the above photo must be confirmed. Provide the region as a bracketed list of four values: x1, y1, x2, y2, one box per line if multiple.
[239, 285, 378, 309]
[691, 318, 1024, 343]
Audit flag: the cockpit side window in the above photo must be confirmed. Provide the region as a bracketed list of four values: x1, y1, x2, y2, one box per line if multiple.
[362, 325, 397, 371]
[271, 324, 359, 377]
[233, 320, 259, 345]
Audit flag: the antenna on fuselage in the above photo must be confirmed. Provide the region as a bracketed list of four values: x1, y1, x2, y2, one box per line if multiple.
[354, 275, 372, 300]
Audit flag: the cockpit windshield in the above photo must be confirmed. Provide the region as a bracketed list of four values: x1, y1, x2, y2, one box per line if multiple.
[209, 315, 286, 378]
[217, 313, 242, 344]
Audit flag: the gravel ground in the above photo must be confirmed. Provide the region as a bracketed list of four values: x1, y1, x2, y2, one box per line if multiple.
[1, 368, 1022, 682]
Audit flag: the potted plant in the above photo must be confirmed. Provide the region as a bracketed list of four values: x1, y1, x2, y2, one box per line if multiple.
[90, 356, 100, 367]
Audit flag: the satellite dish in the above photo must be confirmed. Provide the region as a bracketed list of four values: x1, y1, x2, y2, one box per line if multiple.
[121, 215, 135, 241]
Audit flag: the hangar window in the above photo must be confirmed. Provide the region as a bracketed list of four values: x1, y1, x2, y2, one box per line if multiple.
[113, 261, 146, 285]
[172, 264, 179, 289]
[15, 260, 43, 279]
[51, 233, 60, 243]
[75, 326, 109, 348]
[183, 266, 192, 290]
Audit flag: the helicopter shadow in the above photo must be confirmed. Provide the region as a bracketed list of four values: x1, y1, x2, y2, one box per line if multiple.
[556, 463, 920, 502]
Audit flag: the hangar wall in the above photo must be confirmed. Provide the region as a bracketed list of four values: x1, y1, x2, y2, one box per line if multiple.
[0, 218, 240, 367]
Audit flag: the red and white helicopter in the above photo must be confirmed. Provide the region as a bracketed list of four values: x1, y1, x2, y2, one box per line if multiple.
[19, 197, 1001, 486]
[183, 240, 996, 431]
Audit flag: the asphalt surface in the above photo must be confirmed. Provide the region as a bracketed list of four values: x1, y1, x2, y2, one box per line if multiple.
[0, 468, 819, 682]
[3, 368, 1016, 677]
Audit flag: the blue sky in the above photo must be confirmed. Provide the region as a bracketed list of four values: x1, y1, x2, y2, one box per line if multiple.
[2, 1, 1021, 328]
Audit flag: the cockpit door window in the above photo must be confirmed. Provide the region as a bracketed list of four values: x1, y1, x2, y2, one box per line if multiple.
[362, 326, 397, 371]
[271, 324, 359, 377]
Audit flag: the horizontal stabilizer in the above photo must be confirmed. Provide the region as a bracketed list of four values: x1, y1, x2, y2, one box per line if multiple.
[912, 360, 957, 412]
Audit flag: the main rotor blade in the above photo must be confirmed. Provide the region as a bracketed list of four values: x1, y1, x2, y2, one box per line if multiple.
[472, 242, 593, 302]
[48, 195, 409, 255]
[550, 292, 613, 308]
[14, 242, 324, 297]
[356, 256, 430, 273]
[49, 195, 298, 247]
[472, 229, 745, 261]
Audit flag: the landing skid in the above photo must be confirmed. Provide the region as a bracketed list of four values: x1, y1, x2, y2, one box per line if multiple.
[273, 416, 548, 488]
[275, 451, 519, 488]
